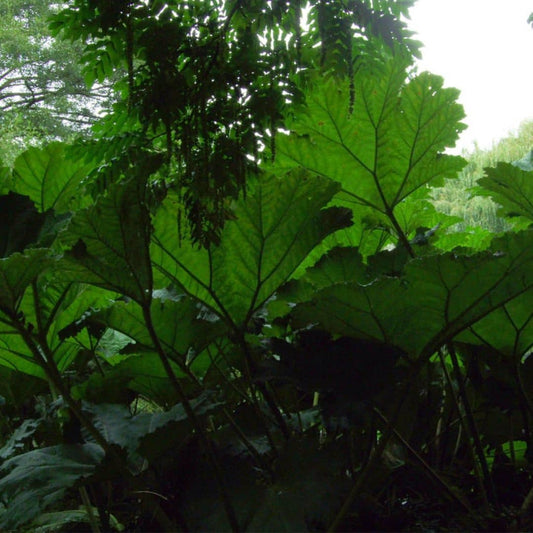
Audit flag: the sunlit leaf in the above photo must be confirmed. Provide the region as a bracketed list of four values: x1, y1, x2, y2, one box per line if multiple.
[152, 170, 352, 326]
[13, 143, 91, 213]
[273, 59, 466, 244]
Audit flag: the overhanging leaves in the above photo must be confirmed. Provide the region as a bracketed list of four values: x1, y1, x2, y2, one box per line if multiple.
[152, 170, 352, 326]
[274, 59, 466, 243]
[83, 393, 221, 466]
[477, 162, 533, 223]
[61, 292, 228, 368]
[0, 332, 44, 378]
[457, 290, 533, 357]
[0, 249, 51, 315]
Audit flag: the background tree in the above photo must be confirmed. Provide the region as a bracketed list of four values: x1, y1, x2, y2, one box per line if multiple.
[0, 0, 115, 164]
[432, 119, 533, 233]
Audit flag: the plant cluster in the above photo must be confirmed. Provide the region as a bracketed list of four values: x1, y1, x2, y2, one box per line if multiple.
[0, 1, 532, 531]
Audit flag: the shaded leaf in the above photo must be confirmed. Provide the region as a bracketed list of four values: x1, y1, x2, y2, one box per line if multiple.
[246, 438, 349, 531]
[0, 444, 104, 530]
[84, 393, 221, 466]
[457, 290, 533, 358]
[288, 231, 533, 357]
[0, 193, 47, 257]
[61, 292, 227, 367]
[0, 366, 45, 405]
[179, 436, 349, 532]
[0, 419, 41, 460]
[0, 249, 52, 315]
[61, 178, 152, 303]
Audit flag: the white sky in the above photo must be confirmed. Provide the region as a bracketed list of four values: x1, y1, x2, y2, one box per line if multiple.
[406, 0, 533, 153]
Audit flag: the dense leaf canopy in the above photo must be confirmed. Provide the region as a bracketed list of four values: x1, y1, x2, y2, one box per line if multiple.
[0, 1, 532, 532]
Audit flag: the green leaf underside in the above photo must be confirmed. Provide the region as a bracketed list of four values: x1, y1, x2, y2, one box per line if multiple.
[274, 59, 466, 235]
[457, 290, 533, 357]
[0, 249, 51, 315]
[84, 394, 219, 463]
[13, 143, 92, 213]
[61, 178, 152, 303]
[477, 162, 533, 222]
[73, 294, 227, 364]
[287, 231, 533, 357]
[152, 170, 352, 325]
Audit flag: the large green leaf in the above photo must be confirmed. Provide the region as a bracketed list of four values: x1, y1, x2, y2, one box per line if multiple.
[0, 331, 45, 377]
[63, 292, 228, 367]
[16, 276, 112, 370]
[12, 143, 91, 214]
[0, 265, 107, 377]
[273, 59, 466, 240]
[0, 443, 104, 530]
[457, 290, 533, 357]
[152, 170, 352, 326]
[286, 231, 533, 357]
[60, 178, 152, 303]
[477, 162, 533, 223]
[70, 352, 186, 406]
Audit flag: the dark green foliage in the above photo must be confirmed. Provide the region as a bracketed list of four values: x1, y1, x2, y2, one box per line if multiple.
[0, 444, 105, 530]
[266, 329, 403, 397]
[0, 193, 47, 257]
[0, 1, 533, 531]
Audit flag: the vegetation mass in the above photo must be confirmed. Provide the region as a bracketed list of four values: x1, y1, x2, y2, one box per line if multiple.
[0, 1, 532, 531]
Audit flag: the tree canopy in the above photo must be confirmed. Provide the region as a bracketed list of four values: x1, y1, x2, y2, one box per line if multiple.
[0, 0, 114, 163]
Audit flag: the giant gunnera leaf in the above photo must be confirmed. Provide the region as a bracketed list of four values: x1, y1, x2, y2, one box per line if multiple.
[273, 58, 466, 251]
[60, 178, 152, 304]
[13, 143, 92, 214]
[151, 170, 352, 326]
[285, 230, 533, 358]
[60, 291, 227, 370]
